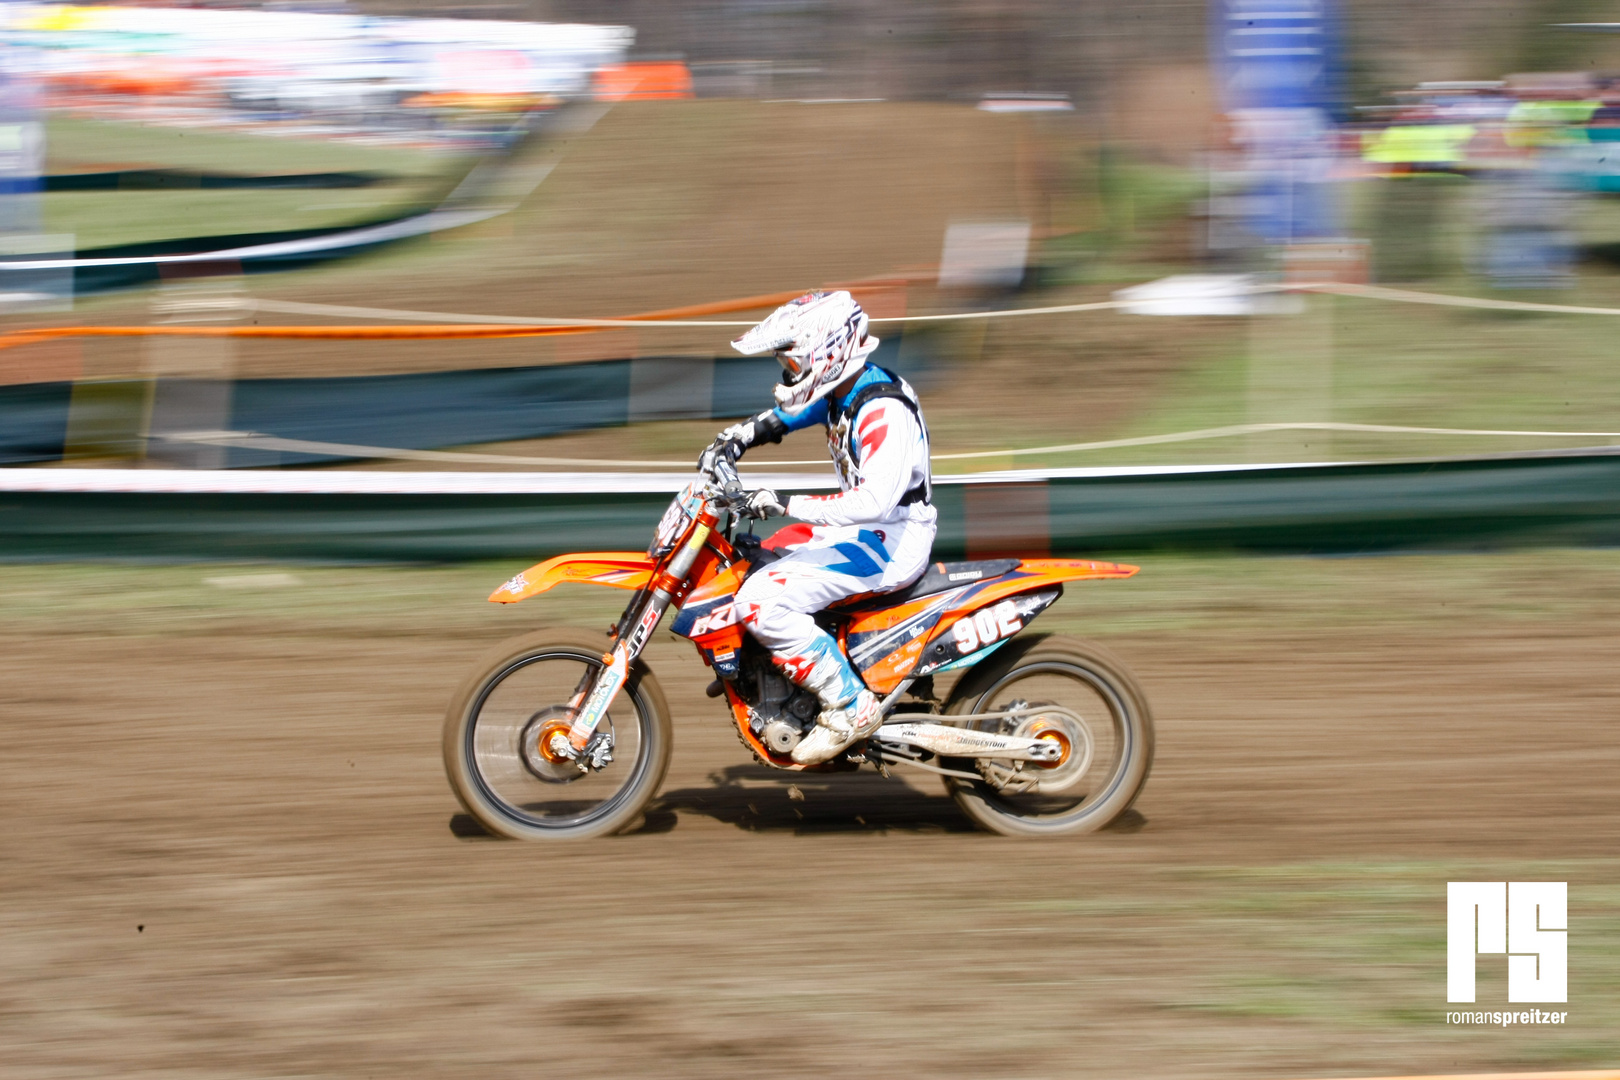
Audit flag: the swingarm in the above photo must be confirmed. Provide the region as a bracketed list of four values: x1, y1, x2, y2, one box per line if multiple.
[873, 719, 1065, 762]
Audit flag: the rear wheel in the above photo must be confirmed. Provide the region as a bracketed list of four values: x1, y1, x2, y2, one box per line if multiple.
[443, 631, 672, 840]
[941, 634, 1153, 836]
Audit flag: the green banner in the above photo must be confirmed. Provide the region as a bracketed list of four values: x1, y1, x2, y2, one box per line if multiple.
[3, 450, 1620, 561]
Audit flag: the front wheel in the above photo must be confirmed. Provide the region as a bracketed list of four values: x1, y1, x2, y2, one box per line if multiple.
[941, 634, 1153, 836]
[443, 631, 672, 840]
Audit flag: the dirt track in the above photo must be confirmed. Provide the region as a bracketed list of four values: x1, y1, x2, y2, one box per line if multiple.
[2, 577, 1617, 1077]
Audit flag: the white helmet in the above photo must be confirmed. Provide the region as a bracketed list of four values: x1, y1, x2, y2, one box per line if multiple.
[730, 290, 880, 412]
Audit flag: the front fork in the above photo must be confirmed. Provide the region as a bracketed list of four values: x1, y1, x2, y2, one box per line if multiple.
[553, 518, 715, 769]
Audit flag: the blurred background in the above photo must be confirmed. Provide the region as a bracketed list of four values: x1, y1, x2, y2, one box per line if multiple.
[11, 0, 1620, 473]
[1, 4, 1618, 1079]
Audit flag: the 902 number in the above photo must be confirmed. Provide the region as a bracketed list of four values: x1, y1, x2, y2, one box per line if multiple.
[950, 601, 1023, 654]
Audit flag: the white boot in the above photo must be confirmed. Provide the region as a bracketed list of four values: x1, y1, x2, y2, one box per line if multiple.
[791, 689, 883, 765]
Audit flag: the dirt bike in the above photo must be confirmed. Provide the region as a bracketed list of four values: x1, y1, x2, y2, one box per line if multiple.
[443, 458, 1154, 839]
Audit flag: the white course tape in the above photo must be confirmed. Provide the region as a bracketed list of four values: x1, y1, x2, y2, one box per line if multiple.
[237, 295, 1145, 329]
[931, 421, 1620, 461]
[0, 461, 1338, 496]
[168, 430, 737, 468]
[35, 276, 1612, 332]
[168, 422, 1620, 472]
[247, 299, 761, 328]
[226, 279, 1620, 330]
[0, 468, 828, 495]
[1310, 280, 1620, 316]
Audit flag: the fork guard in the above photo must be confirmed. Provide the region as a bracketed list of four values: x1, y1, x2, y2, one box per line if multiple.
[873, 721, 1063, 762]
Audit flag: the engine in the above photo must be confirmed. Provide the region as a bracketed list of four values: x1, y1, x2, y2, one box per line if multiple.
[735, 645, 819, 753]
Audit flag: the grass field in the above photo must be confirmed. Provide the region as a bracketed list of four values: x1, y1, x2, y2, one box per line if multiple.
[41, 116, 466, 249]
[6, 547, 1620, 640]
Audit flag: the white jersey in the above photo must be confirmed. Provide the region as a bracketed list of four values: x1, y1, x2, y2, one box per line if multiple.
[777, 366, 936, 530]
[732, 365, 936, 713]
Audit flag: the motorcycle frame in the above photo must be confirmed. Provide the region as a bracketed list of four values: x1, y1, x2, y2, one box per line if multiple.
[488, 479, 1137, 772]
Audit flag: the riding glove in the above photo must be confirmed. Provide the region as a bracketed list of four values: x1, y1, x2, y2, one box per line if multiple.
[738, 488, 786, 519]
[697, 408, 790, 470]
[718, 409, 789, 451]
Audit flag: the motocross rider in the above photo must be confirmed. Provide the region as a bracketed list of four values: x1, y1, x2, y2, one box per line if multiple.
[700, 290, 935, 765]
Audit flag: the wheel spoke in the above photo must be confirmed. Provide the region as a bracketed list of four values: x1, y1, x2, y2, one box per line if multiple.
[943, 638, 1153, 835]
[465, 651, 649, 831]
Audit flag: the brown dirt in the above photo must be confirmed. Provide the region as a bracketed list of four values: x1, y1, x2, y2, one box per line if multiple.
[2, 612, 1616, 1077]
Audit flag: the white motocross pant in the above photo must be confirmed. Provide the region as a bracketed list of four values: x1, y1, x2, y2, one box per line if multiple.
[735, 518, 934, 708]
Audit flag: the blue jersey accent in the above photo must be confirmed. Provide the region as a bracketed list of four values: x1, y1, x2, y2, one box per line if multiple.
[770, 363, 888, 433]
[773, 398, 827, 433]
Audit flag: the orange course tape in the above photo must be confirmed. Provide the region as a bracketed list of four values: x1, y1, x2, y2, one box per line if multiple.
[0, 324, 585, 351]
[0, 281, 916, 353]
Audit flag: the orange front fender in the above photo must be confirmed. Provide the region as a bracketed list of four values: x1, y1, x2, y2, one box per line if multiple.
[489, 552, 656, 603]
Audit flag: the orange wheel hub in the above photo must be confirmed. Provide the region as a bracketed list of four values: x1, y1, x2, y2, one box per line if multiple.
[535, 718, 575, 764]
[1027, 721, 1073, 769]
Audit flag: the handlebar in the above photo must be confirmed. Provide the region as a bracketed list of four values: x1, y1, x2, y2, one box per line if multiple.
[713, 457, 742, 498]
[698, 443, 744, 505]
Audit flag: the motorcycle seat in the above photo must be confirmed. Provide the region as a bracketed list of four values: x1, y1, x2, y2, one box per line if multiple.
[832, 557, 1021, 611]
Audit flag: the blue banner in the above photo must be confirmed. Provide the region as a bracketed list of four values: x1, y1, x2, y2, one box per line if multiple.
[1212, 0, 1342, 115]
[1210, 0, 1344, 243]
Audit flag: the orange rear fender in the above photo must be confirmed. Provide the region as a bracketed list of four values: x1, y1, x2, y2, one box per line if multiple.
[1017, 558, 1138, 583]
[490, 552, 655, 603]
[920, 558, 1132, 624]
[949, 558, 1137, 613]
[906, 559, 1139, 677]
[843, 560, 1138, 690]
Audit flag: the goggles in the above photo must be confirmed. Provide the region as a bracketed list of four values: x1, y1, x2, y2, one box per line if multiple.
[775, 348, 809, 381]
